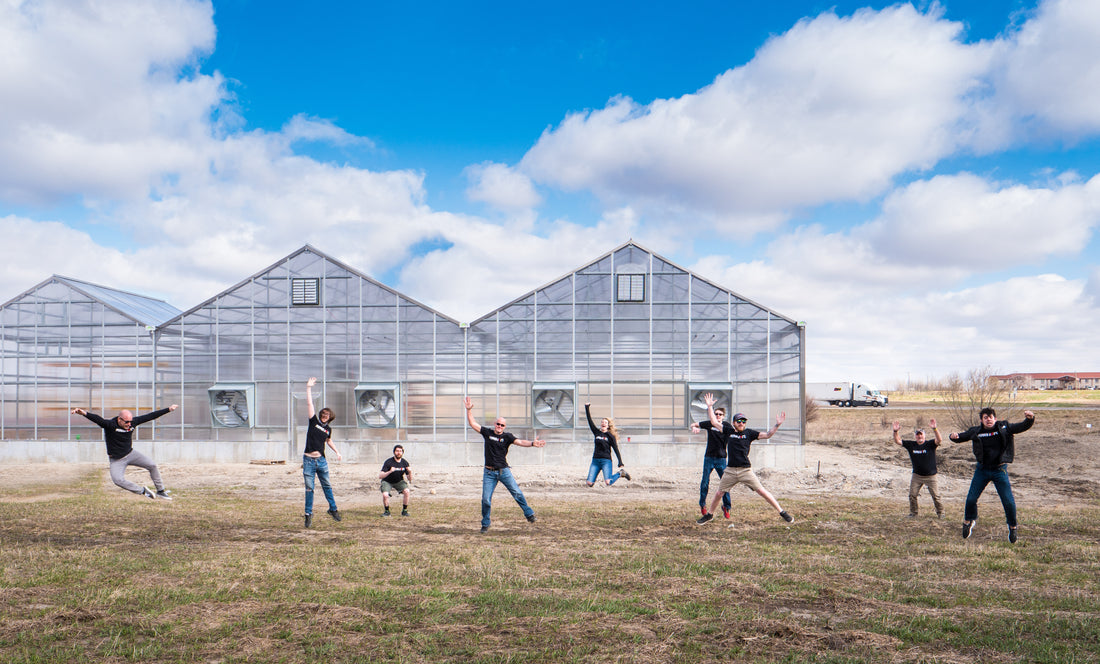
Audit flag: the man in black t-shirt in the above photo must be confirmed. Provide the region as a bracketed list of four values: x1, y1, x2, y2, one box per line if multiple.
[302, 377, 342, 529]
[465, 396, 545, 533]
[379, 444, 412, 517]
[691, 406, 732, 519]
[697, 393, 793, 525]
[71, 404, 178, 500]
[892, 419, 944, 518]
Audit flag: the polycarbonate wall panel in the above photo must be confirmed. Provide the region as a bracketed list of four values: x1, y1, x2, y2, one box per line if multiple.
[2, 248, 802, 443]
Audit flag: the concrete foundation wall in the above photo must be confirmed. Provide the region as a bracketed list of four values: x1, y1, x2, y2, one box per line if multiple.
[0, 439, 804, 470]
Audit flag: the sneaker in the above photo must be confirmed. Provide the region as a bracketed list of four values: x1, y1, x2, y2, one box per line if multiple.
[700, 506, 708, 517]
[328, 509, 342, 522]
[937, 512, 945, 519]
[401, 508, 409, 517]
[304, 513, 312, 528]
[619, 468, 632, 481]
[962, 521, 973, 539]
[722, 506, 731, 519]
[1008, 527, 1018, 544]
[156, 489, 172, 501]
[696, 513, 714, 525]
[780, 511, 793, 523]
[907, 513, 917, 519]
[526, 514, 537, 523]
[480, 525, 489, 533]
[141, 486, 156, 499]
[382, 509, 391, 517]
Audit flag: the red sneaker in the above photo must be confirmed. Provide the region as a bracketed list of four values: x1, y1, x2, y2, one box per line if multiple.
[723, 506, 731, 519]
[700, 506, 708, 517]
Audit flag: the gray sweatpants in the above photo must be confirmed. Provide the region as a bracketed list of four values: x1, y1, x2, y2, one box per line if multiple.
[109, 449, 164, 494]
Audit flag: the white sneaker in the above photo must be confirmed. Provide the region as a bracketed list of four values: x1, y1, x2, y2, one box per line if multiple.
[141, 486, 156, 499]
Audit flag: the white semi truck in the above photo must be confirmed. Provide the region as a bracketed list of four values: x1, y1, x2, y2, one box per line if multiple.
[807, 381, 889, 407]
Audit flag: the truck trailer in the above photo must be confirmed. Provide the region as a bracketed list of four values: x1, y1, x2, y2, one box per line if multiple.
[807, 381, 889, 407]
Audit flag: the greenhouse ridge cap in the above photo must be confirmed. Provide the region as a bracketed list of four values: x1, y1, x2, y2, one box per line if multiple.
[6, 241, 798, 330]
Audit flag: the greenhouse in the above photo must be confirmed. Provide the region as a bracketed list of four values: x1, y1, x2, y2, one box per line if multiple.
[0, 242, 804, 467]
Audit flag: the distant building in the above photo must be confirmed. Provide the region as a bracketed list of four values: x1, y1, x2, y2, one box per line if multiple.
[994, 372, 1100, 390]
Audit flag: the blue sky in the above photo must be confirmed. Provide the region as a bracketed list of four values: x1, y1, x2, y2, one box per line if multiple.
[1, 0, 1098, 386]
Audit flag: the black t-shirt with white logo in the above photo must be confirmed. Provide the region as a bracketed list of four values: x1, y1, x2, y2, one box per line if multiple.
[304, 415, 332, 456]
[698, 420, 732, 458]
[902, 439, 938, 476]
[480, 428, 516, 469]
[726, 428, 760, 468]
[381, 457, 410, 483]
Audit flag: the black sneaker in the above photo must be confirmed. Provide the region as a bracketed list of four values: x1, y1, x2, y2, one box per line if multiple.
[526, 514, 537, 523]
[962, 521, 974, 539]
[328, 509, 342, 522]
[382, 509, 391, 517]
[619, 468, 632, 481]
[156, 489, 172, 501]
[304, 513, 312, 529]
[1008, 527, 1018, 544]
[480, 525, 489, 533]
[696, 513, 715, 525]
[401, 509, 409, 517]
[780, 511, 793, 523]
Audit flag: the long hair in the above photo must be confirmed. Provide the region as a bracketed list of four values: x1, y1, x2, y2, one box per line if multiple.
[605, 418, 619, 442]
[319, 407, 335, 422]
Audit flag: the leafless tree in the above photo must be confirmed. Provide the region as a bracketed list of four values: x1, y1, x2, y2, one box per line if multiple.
[805, 397, 821, 424]
[938, 366, 1019, 431]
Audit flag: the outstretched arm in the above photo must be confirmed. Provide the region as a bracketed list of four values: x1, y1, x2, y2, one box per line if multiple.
[132, 404, 178, 426]
[1010, 411, 1036, 433]
[513, 435, 545, 448]
[584, 403, 600, 435]
[464, 397, 482, 434]
[757, 411, 786, 440]
[930, 418, 942, 445]
[892, 420, 903, 446]
[704, 393, 721, 429]
[306, 377, 318, 419]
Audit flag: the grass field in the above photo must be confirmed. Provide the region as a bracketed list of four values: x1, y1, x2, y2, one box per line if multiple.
[2, 467, 1097, 663]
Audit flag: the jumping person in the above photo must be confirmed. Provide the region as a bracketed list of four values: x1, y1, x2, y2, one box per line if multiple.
[892, 418, 944, 518]
[949, 407, 1035, 543]
[697, 393, 792, 525]
[379, 444, 412, 517]
[71, 404, 178, 499]
[691, 402, 732, 519]
[465, 396, 545, 533]
[302, 377, 342, 528]
[584, 402, 630, 486]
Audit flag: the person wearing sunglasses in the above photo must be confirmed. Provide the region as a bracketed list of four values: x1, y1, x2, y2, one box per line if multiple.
[690, 403, 733, 519]
[696, 393, 792, 525]
[465, 396, 545, 533]
[71, 404, 178, 500]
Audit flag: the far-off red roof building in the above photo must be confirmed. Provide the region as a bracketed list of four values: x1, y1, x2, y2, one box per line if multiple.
[994, 372, 1100, 390]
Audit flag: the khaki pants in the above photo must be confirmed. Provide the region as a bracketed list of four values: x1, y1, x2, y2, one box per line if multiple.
[909, 473, 944, 516]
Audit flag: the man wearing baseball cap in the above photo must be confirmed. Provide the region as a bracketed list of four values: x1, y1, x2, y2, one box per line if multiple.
[697, 393, 793, 525]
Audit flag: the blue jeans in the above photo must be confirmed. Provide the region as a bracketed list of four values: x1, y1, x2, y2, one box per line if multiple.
[482, 467, 534, 527]
[303, 455, 337, 516]
[701, 456, 732, 511]
[964, 463, 1016, 527]
[586, 458, 621, 485]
